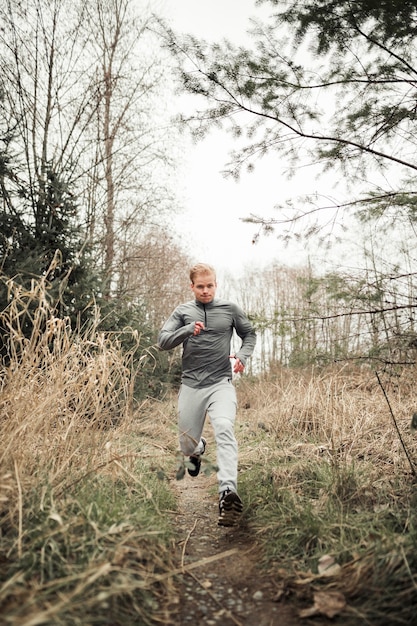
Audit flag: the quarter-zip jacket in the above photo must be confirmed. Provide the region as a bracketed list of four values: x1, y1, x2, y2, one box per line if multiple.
[157, 298, 256, 388]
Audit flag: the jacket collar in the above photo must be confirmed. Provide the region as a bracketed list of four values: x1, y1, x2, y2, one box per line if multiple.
[195, 298, 216, 308]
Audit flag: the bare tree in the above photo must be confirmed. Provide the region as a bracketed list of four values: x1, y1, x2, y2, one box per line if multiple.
[1, 0, 96, 215]
[119, 226, 191, 330]
[78, 0, 179, 297]
[1, 0, 182, 307]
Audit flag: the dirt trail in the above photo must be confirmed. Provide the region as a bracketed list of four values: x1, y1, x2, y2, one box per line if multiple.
[168, 472, 303, 626]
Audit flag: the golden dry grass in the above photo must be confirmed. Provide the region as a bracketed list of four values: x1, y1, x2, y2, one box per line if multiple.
[234, 366, 417, 624]
[1, 279, 416, 624]
[0, 281, 178, 625]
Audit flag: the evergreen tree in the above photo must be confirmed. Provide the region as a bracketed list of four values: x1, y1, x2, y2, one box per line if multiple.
[0, 130, 102, 362]
[0, 163, 100, 319]
[165, 0, 417, 229]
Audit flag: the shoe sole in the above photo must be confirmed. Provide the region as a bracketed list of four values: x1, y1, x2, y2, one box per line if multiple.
[187, 457, 201, 477]
[187, 437, 207, 477]
[218, 492, 243, 527]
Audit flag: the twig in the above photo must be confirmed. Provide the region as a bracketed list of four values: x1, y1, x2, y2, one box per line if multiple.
[375, 371, 416, 477]
[181, 518, 198, 571]
[14, 458, 23, 559]
[186, 569, 244, 626]
[153, 548, 239, 581]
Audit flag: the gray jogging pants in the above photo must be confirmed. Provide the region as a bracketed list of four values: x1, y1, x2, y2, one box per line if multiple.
[178, 378, 238, 494]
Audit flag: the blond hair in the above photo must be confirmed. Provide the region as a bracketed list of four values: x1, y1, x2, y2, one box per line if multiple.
[189, 263, 216, 284]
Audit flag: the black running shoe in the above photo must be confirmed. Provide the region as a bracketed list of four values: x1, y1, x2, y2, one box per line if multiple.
[187, 437, 206, 477]
[218, 489, 243, 527]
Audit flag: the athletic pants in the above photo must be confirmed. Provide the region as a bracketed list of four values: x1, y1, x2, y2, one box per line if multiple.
[178, 377, 238, 494]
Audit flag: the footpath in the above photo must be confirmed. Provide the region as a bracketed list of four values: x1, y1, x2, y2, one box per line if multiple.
[168, 473, 303, 626]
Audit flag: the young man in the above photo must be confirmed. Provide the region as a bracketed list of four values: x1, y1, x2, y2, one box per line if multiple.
[158, 263, 256, 526]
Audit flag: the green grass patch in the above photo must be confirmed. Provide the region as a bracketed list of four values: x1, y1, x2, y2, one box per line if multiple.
[239, 452, 417, 625]
[1, 465, 177, 626]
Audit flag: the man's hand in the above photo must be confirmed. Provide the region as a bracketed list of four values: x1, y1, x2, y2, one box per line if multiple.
[193, 321, 205, 336]
[230, 354, 245, 374]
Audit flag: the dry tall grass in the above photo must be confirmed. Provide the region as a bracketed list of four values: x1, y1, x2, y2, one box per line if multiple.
[234, 365, 417, 624]
[2, 278, 417, 625]
[0, 280, 177, 625]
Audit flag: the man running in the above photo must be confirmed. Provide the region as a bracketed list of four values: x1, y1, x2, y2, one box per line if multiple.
[158, 263, 256, 526]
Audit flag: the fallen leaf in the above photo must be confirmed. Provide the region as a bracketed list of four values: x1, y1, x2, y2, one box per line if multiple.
[318, 554, 334, 572]
[201, 579, 212, 589]
[299, 590, 346, 619]
[318, 554, 341, 577]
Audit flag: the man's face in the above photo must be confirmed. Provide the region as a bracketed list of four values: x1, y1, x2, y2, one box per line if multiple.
[191, 271, 217, 304]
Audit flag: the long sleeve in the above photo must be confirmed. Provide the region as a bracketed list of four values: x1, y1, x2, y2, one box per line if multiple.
[232, 304, 256, 365]
[157, 306, 195, 351]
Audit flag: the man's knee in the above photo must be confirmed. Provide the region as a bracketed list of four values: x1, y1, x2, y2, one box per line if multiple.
[212, 416, 235, 440]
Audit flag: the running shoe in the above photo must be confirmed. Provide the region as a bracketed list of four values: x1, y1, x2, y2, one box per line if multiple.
[187, 437, 206, 477]
[218, 488, 243, 527]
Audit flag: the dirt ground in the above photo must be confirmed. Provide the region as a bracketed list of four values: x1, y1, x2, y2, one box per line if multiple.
[167, 471, 305, 626]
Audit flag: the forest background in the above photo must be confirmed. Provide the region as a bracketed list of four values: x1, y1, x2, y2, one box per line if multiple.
[1, 1, 417, 625]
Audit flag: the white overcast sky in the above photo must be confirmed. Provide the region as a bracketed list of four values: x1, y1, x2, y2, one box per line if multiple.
[157, 0, 354, 277]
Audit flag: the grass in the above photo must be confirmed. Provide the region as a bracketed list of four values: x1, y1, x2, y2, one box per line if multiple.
[0, 282, 178, 626]
[235, 367, 417, 625]
[1, 281, 417, 625]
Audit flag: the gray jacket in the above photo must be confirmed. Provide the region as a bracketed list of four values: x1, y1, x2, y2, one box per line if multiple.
[158, 298, 256, 388]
